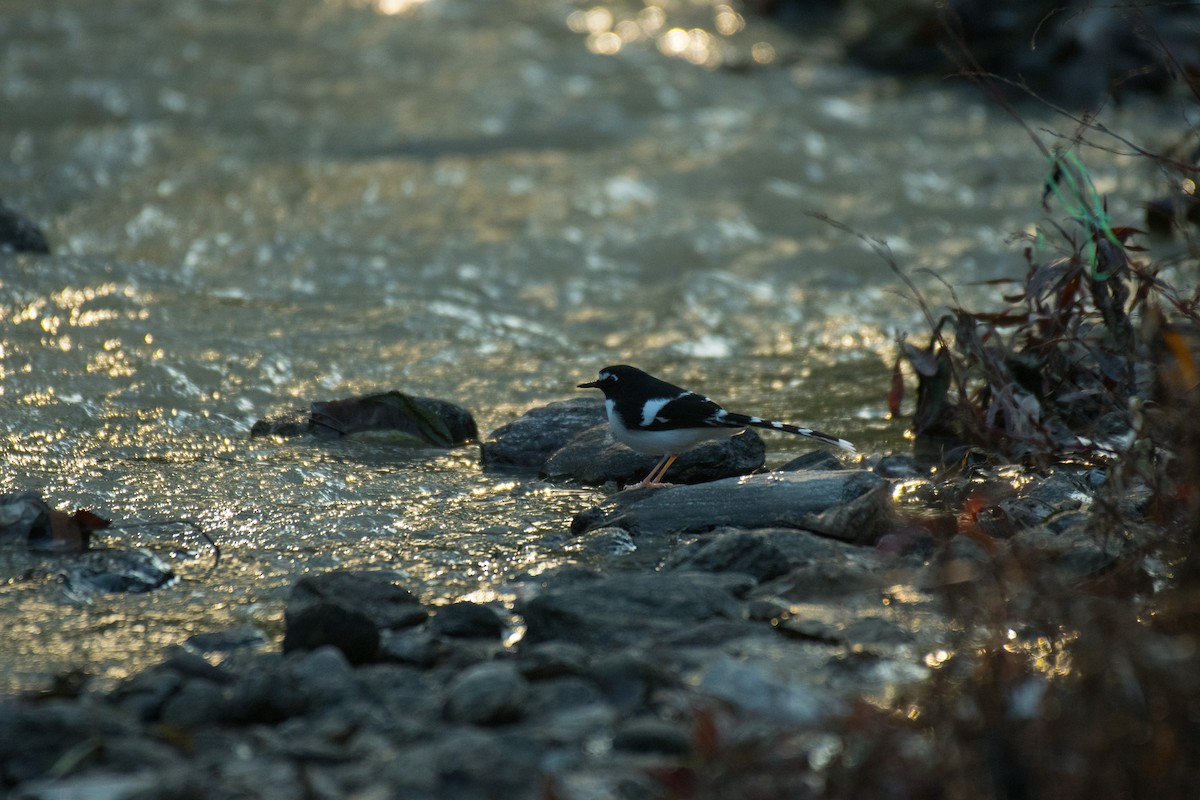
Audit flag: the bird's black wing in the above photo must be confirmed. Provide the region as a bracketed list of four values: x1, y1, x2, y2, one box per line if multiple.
[617, 391, 741, 431]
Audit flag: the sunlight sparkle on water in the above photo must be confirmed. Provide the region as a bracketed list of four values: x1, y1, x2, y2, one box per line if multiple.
[568, 2, 769, 68]
[349, 0, 429, 14]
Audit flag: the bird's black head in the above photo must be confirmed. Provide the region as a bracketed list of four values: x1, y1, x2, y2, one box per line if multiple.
[577, 364, 644, 393]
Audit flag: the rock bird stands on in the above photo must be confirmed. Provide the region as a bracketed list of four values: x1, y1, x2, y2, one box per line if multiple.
[578, 364, 855, 486]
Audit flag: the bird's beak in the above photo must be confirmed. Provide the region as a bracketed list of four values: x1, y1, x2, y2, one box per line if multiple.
[577, 380, 599, 389]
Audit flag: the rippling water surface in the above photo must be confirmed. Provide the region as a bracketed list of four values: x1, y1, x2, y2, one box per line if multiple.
[0, 0, 1182, 691]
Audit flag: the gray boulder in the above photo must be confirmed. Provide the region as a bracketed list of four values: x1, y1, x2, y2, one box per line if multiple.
[571, 469, 890, 540]
[481, 397, 606, 470]
[544, 423, 766, 485]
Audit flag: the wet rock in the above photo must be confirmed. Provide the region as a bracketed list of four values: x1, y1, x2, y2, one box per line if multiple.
[571, 469, 889, 539]
[287, 569, 428, 632]
[0, 201, 50, 254]
[378, 627, 440, 667]
[519, 572, 742, 649]
[419, 728, 541, 799]
[89, 733, 187, 776]
[0, 699, 139, 785]
[282, 601, 379, 665]
[944, 535, 995, 567]
[662, 529, 792, 582]
[752, 527, 859, 564]
[279, 646, 360, 717]
[766, 552, 897, 601]
[698, 654, 843, 725]
[221, 660, 311, 724]
[184, 624, 270, 654]
[586, 650, 674, 712]
[777, 449, 844, 472]
[1011, 520, 1140, 584]
[1, 492, 112, 554]
[530, 701, 617, 747]
[251, 391, 477, 447]
[523, 675, 607, 718]
[841, 616, 913, 647]
[353, 663, 444, 728]
[1, 491, 53, 546]
[282, 604, 379, 666]
[443, 661, 529, 725]
[977, 468, 1094, 535]
[60, 549, 176, 594]
[159, 677, 226, 728]
[661, 616, 771, 647]
[11, 772, 160, 800]
[873, 453, 927, 479]
[156, 647, 231, 683]
[544, 422, 766, 486]
[112, 668, 184, 722]
[612, 716, 692, 755]
[799, 479, 896, 545]
[429, 601, 505, 640]
[561, 525, 638, 558]
[480, 397, 606, 470]
[773, 615, 845, 646]
[515, 641, 590, 679]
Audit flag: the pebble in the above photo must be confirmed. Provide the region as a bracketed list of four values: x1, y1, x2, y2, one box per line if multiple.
[443, 661, 529, 725]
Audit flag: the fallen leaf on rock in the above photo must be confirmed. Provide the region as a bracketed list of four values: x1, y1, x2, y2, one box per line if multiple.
[0, 492, 108, 553]
[1, 491, 218, 572]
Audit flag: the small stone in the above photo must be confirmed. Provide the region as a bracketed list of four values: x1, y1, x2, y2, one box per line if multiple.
[562, 526, 637, 557]
[778, 450, 844, 472]
[429, 601, 505, 640]
[284, 645, 359, 712]
[112, 669, 183, 722]
[533, 703, 618, 746]
[429, 728, 541, 795]
[481, 397, 607, 470]
[287, 569, 427, 633]
[160, 678, 227, 728]
[662, 530, 791, 582]
[222, 664, 309, 724]
[379, 628, 440, 668]
[516, 641, 590, 679]
[519, 573, 742, 648]
[872, 454, 926, 478]
[282, 602, 379, 665]
[443, 661, 529, 725]
[524, 676, 607, 717]
[60, 549, 176, 594]
[698, 655, 842, 725]
[157, 647, 231, 683]
[0, 201, 50, 254]
[612, 716, 692, 755]
[587, 651, 672, 712]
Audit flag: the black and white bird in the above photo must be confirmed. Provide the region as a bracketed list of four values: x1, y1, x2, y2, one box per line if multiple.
[578, 364, 855, 487]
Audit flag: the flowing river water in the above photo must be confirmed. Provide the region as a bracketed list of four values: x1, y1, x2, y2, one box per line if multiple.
[0, 0, 1186, 692]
